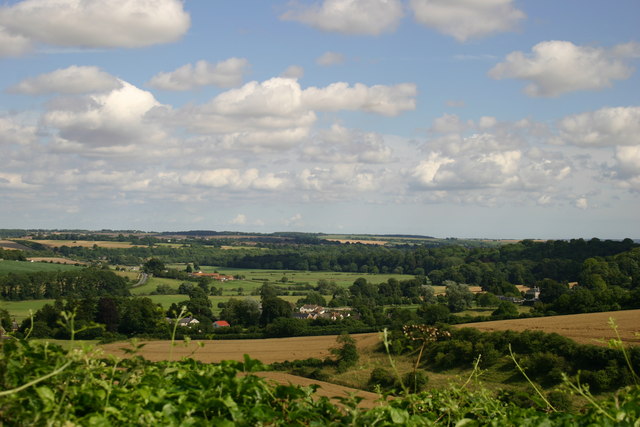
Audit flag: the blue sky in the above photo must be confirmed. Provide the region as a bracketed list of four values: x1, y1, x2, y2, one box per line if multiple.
[1, 0, 639, 239]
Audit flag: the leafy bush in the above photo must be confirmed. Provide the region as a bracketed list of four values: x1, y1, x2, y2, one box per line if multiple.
[1, 336, 640, 425]
[331, 332, 359, 372]
[403, 370, 429, 393]
[368, 367, 397, 392]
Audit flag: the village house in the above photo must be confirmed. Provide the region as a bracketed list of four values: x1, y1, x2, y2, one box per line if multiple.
[213, 320, 230, 328]
[177, 317, 200, 327]
[296, 305, 354, 321]
[299, 304, 324, 314]
[524, 286, 541, 301]
[190, 271, 234, 281]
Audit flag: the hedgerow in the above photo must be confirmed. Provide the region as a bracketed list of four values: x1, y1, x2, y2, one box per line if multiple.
[1, 335, 640, 426]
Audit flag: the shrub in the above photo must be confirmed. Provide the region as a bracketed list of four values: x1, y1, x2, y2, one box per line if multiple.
[331, 332, 359, 372]
[547, 390, 572, 412]
[403, 370, 429, 393]
[368, 367, 396, 391]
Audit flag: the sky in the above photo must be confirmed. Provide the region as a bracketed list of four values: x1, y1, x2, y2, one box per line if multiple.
[0, 0, 639, 239]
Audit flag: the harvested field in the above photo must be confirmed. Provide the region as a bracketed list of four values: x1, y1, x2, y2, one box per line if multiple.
[254, 372, 384, 408]
[458, 309, 640, 347]
[27, 257, 88, 265]
[101, 333, 381, 364]
[0, 240, 31, 251]
[30, 240, 143, 249]
[324, 239, 387, 245]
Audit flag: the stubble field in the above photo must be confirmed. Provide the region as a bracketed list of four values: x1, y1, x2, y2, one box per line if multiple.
[101, 332, 381, 364]
[458, 309, 640, 347]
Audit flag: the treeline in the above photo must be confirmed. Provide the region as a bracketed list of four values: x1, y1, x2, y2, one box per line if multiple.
[386, 326, 640, 393]
[0, 248, 26, 261]
[0, 269, 130, 300]
[19, 296, 164, 339]
[34, 238, 639, 291]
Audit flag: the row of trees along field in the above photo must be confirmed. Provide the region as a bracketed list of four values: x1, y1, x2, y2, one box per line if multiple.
[20, 237, 638, 288]
[1, 239, 639, 331]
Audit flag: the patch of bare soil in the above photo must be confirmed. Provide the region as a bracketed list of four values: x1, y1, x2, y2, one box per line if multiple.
[458, 309, 640, 347]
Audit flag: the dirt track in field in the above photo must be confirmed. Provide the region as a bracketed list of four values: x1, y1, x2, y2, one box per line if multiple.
[253, 371, 385, 408]
[458, 309, 640, 347]
[100, 332, 382, 364]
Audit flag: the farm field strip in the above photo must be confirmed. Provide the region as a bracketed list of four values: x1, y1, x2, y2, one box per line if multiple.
[0, 260, 81, 275]
[29, 240, 146, 249]
[0, 299, 55, 321]
[458, 309, 640, 347]
[100, 332, 381, 365]
[0, 240, 32, 251]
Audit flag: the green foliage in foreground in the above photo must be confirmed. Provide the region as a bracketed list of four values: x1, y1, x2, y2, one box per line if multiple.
[1, 338, 639, 426]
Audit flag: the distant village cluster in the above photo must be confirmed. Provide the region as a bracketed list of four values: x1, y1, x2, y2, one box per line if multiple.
[169, 304, 356, 330]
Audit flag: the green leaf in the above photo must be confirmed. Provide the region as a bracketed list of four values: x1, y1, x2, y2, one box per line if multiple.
[389, 407, 409, 424]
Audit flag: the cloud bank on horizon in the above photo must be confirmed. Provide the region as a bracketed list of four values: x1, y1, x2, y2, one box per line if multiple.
[0, 0, 639, 238]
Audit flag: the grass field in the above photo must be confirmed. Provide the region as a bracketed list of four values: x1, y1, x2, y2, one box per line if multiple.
[453, 305, 532, 318]
[146, 294, 302, 316]
[0, 260, 81, 275]
[458, 309, 640, 347]
[0, 299, 55, 321]
[140, 266, 421, 298]
[197, 265, 416, 288]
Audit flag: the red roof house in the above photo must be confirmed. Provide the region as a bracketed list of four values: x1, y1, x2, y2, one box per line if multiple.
[213, 320, 230, 328]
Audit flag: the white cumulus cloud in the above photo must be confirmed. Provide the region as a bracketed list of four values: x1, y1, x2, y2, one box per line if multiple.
[9, 66, 122, 95]
[409, 0, 525, 42]
[0, 0, 190, 49]
[281, 65, 305, 79]
[489, 41, 639, 97]
[42, 80, 168, 155]
[302, 82, 417, 116]
[281, 0, 403, 36]
[148, 58, 249, 91]
[231, 214, 247, 225]
[0, 116, 37, 145]
[0, 26, 32, 56]
[174, 77, 416, 151]
[412, 118, 573, 192]
[316, 51, 345, 66]
[302, 124, 393, 164]
[557, 106, 640, 147]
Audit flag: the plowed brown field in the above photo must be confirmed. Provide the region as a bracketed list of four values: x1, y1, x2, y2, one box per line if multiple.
[457, 309, 640, 347]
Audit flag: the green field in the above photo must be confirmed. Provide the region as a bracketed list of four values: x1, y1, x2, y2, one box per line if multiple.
[146, 294, 302, 317]
[146, 266, 420, 298]
[0, 299, 55, 321]
[196, 265, 415, 287]
[453, 305, 532, 318]
[0, 260, 81, 275]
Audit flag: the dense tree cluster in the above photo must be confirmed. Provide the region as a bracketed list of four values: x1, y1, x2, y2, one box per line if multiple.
[0, 269, 130, 300]
[0, 248, 26, 261]
[21, 296, 165, 339]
